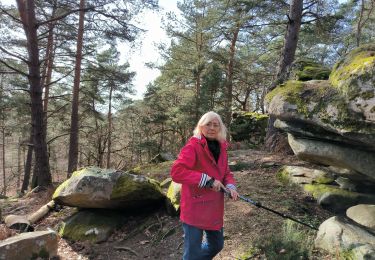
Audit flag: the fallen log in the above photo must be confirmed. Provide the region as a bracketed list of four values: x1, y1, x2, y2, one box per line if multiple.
[28, 200, 55, 224]
[4, 200, 55, 232]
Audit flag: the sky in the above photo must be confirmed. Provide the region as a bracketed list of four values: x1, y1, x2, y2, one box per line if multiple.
[1, 0, 179, 100]
[125, 0, 179, 99]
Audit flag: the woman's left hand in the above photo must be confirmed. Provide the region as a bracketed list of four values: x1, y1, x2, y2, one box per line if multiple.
[228, 188, 239, 201]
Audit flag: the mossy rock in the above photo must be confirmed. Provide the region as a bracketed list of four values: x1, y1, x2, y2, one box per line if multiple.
[267, 79, 375, 140]
[329, 44, 375, 123]
[292, 59, 331, 81]
[303, 184, 354, 200]
[267, 45, 375, 148]
[58, 209, 125, 243]
[330, 44, 375, 97]
[276, 166, 334, 185]
[53, 166, 165, 209]
[304, 184, 375, 212]
[111, 174, 164, 203]
[230, 111, 268, 145]
[265, 80, 304, 105]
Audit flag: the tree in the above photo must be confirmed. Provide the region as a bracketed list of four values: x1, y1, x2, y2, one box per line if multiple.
[264, 0, 307, 152]
[15, 0, 52, 187]
[66, 0, 157, 174]
[271, 0, 303, 90]
[80, 46, 134, 168]
[356, 0, 374, 46]
[67, 0, 85, 176]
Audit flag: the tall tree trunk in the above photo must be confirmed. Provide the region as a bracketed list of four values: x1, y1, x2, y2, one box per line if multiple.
[224, 24, 240, 127]
[68, 0, 85, 176]
[106, 86, 113, 168]
[16, 0, 52, 187]
[158, 123, 164, 153]
[0, 77, 5, 195]
[265, 0, 303, 153]
[270, 0, 303, 91]
[195, 30, 203, 122]
[17, 137, 21, 191]
[42, 21, 56, 124]
[21, 134, 33, 193]
[1, 120, 5, 196]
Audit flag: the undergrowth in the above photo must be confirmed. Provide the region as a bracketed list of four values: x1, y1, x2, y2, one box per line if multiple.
[243, 220, 315, 259]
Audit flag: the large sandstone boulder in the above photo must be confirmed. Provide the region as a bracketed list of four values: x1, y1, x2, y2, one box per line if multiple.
[58, 209, 125, 243]
[266, 79, 375, 151]
[346, 204, 375, 231]
[315, 216, 375, 259]
[330, 44, 375, 122]
[266, 45, 375, 202]
[53, 167, 165, 209]
[266, 44, 375, 150]
[0, 230, 58, 260]
[288, 134, 375, 180]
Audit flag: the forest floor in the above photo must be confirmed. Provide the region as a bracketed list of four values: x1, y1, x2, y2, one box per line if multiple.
[1, 148, 336, 259]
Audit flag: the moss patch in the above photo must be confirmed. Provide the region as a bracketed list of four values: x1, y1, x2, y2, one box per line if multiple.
[265, 80, 303, 104]
[330, 44, 375, 96]
[293, 59, 331, 82]
[315, 175, 335, 184]
[166, 181, 181, 211]
[276, 168, 290, 184]
[110, 174, 163, 201]
[303, 184, 354, 199]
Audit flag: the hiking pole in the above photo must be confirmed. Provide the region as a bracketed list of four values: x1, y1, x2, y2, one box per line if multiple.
[221, 188, 318, 231]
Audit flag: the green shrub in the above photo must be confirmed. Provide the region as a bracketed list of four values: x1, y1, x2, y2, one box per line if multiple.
[230, 112, 268, 146]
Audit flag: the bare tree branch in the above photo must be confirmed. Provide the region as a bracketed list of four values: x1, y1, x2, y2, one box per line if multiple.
[0, 46, 29, 64]
[0, 60, 28, 77]
[37, 7, 94, 27]
[47, 132, 70, 144]
[0, 7, 23, 24]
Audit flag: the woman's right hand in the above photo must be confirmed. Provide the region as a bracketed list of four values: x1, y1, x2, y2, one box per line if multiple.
[210, 178, 226, 192]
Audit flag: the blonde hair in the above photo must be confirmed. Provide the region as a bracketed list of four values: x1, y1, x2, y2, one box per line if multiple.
[193, 111, 227, 141]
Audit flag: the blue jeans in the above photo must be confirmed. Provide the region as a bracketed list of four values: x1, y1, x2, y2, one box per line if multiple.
[182, 223, 224, 260]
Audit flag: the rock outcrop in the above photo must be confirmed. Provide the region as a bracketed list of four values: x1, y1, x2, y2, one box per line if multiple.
[267, 45, 375, 256]
[266, 44, 375, 211]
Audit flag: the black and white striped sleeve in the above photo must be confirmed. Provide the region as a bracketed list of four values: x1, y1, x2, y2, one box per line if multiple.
[198, 173, 209, 188]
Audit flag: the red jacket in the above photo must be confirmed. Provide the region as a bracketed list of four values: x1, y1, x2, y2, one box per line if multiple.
[170, 135, 236, 230]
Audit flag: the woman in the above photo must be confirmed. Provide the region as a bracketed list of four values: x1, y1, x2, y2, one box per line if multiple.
[171, 111, 239, 260]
